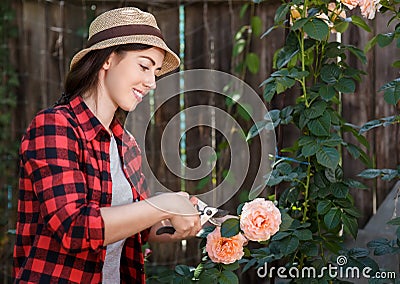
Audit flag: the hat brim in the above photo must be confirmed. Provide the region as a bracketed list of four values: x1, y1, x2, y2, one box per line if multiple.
[70, 35, 180, 76]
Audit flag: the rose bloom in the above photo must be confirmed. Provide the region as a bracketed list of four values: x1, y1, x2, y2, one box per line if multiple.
[206, 227, 247, 264]
[240, 198, 281, 241]
[359, 0, 381, 19]
[341, 0, 359, 10]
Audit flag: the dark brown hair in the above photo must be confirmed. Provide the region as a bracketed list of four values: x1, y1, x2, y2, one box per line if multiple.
[55, 43, 153, 106]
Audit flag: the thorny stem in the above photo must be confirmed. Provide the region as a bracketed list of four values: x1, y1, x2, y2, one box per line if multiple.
[302, 157, 312, 224]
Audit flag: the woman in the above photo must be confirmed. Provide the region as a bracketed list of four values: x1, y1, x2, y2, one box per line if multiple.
[13, 7, 201, 283]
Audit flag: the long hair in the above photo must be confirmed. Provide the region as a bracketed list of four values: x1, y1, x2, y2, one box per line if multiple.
[55, 43, 153, 106]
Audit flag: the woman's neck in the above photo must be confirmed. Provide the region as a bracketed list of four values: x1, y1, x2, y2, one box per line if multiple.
[82, 92, 117, 135]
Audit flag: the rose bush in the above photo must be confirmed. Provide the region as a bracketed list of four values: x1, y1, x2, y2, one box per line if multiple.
[146, 0, 400, 283]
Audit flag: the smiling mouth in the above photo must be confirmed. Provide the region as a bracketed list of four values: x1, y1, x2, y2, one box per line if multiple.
[132, 89, 144, 102]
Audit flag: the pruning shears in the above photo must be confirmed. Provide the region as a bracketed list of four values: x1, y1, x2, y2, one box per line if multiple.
[156, 198, 230, 235]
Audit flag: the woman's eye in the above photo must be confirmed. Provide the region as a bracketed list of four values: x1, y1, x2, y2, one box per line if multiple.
[140, 65, 149, 71]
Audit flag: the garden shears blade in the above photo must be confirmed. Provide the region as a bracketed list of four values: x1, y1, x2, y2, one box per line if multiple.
[196, 198, 229, 226]
[155, 198, 229, 235]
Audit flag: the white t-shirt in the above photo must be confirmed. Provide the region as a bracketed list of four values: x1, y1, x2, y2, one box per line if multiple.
[102, 135, 133, 283]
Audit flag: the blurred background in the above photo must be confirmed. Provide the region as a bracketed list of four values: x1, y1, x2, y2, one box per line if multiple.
[0, 0, 398, 283]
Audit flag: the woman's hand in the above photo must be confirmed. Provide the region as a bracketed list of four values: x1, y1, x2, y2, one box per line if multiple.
[168, 195, 201, 239]
[147, 193, 202, 242]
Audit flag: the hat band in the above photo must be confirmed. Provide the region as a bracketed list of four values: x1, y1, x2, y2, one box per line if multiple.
[86, 24, 164, 47]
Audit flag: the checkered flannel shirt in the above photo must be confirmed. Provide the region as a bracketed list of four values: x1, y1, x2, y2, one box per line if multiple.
[13, 95, 150, 283]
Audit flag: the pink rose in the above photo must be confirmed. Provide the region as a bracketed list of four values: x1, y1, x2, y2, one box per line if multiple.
[206, 227, 247, 264]
[240, 198, 281, 241]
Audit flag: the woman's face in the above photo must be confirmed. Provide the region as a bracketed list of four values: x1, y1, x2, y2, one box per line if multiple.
[102, 47, 165, 111]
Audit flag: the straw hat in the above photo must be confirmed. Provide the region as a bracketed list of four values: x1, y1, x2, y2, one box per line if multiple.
[70, 7, 180, 75]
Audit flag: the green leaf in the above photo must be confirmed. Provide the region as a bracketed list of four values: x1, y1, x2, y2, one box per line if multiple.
[218, 270, 239, 284]
[246, 120, 271, 141]
[350, 15, 371, 32]
[376, 33, 394, 47]
[364, 35, 378, 53]
[196, 176, 211, 190]
[198, 268, 219, 283]
[357, 169, 381, 179]
[291, 18, 309, 31]
[302, 142, 320, 157]
[392, 60, 400, 68]
[233, 39, 246, 56]
[319, 134, 342, 147]
[346, 45, 367, 64]
[221, 261, 240, 271]
[261, 25, 277, 39]
[334, 78, 356, 94]
[276, 75, 296, 88]
[359, 119, 382, 134]
[387, 217, 400, 225]
[271, 231, 291, 241]
[331, 182, 349, 199]
[304, 101, 327, 119]
[319, 85, 336, 101]
[194, 263, 204, 279]
[316, 147, 340, 169]
[279, 211, 295, 231]
[317, 200, 332, 215]
[334, 21, 349, 33]
[274, 4, 290, 24]
[344, 179, 368, 190]
[379, 78, 400, 105]
[281, 236, 300, 255]
[308, 112, 331, 136]
[343, 207, 362, 218]
[251, 16, 263, 37]
[263, 82, 277, 102]
[300, 242, 319, 257]
[246, 53, 260, 74]
[221, 218, 240, 238]
[324, 208, 342, 230]
[303, 18, 329, 41]
[239, 3, 249, 19]
[321, 64, 341, 84]
[293, 229, 313, 240]
[175, 265, 191, 276]
[241, 258, 257, 273]
[348, 247, 369, 258]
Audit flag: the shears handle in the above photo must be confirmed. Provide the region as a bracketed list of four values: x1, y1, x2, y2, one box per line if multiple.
[156, 226, 175, 235]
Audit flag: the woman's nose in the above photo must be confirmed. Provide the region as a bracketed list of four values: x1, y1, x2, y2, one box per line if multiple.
[144, 76, 156, 90]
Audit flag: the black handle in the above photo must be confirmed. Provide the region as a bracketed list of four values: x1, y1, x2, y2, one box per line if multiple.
[156, 226, 176, 235]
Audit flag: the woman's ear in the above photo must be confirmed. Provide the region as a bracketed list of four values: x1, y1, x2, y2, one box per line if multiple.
[102, 52, 115, 70]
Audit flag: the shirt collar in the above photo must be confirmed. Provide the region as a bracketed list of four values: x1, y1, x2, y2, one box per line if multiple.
[69, 95, 124, 141]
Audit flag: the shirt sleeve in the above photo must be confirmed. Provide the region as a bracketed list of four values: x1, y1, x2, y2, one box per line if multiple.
[20, 109, 105, 253]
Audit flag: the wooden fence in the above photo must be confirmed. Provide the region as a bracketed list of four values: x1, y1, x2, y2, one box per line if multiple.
[1, 0, 399, 282]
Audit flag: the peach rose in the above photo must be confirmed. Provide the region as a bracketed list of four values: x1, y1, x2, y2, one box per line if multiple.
[341, 0, 359, 10]
[240, 198, 281, 241]
[205, 227, 247, 264]
[359, 0, 381, 19]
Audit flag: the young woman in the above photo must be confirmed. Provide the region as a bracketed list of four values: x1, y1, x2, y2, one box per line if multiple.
[13, 7, 201, 283]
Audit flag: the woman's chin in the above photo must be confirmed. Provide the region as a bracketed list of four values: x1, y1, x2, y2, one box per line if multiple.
[119, 101, 139, 112]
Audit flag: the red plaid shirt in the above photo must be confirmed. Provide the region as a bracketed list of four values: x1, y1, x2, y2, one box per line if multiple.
[13, 95, 150, 283]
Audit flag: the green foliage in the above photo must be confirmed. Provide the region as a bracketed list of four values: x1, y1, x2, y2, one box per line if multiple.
[242, 1, 383, 282]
